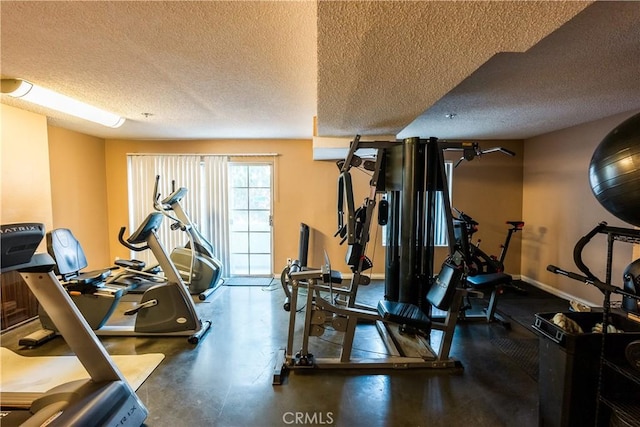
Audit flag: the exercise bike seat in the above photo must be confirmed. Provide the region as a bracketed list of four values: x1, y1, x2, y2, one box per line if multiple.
[506, 221, 525, 229]
[47, 228, 112, 285]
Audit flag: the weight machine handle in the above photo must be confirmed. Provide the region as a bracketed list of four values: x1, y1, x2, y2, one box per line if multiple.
[572, 222, 607, 281]
[497, 148, 516, 157]
[547, 264, 639, 300]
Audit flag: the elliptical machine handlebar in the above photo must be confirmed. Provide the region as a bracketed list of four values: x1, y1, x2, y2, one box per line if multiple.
[118, 226, 149, 252]
[153, 175, 189, 228]
[118, 211, 165, 252]
[154, 175, 188, 208]
[161, 187, 188, 207]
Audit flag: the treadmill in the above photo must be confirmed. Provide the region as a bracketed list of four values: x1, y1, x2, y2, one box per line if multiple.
[0, 223, 148, 426]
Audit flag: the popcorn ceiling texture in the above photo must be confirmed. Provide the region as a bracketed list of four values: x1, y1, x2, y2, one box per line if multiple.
[1, 1, 638, 142]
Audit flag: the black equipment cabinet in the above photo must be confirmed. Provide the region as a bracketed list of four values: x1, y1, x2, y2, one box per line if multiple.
[598, 329, 640, 426]
[533, 311, 640, 427]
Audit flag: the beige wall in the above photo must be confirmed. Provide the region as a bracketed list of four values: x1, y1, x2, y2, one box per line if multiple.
[103, 138, 379, 276]
[47, 126, 111, 268]
[103, 138, 525, 279]
[0, 104, 53, 243]
[522, 109, 640, 305]
[7, 102, 640, 308]
[445, 140, 525, 273]
[0, 103, 526, 284]
[0, 102, 526, 288]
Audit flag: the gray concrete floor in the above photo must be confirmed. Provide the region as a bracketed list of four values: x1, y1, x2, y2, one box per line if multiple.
[2, 280, 547, 427]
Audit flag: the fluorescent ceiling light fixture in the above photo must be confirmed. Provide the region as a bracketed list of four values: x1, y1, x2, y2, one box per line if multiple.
[1, 78, 125, 128]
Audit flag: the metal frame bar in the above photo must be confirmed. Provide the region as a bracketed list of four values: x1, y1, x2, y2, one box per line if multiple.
[7, 254, 148, 424]
[275, 269, 464, 383]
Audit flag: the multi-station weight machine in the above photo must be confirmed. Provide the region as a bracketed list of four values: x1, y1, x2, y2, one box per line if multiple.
[274, 136, 515, 383]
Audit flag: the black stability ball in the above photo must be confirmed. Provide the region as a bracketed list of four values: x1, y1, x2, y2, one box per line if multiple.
[589, 112, 640, 227]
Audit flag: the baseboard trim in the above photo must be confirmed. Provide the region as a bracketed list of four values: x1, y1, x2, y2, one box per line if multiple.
[520, 275, 594, 308]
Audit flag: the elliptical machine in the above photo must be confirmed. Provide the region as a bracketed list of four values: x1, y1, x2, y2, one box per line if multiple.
[150, 175, 223, 301]
[23, 212, 212, 346]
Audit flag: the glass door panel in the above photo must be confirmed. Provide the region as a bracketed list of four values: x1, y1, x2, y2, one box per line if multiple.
[228, 163, 273, 276]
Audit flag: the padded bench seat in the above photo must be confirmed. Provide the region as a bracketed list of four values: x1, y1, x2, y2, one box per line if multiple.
[466, 272, 512, 289]
[463, 272, 513, 327]
[377, 300, 431, 330]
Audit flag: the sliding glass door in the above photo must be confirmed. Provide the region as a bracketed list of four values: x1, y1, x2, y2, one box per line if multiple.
[227, 163, 273, 276]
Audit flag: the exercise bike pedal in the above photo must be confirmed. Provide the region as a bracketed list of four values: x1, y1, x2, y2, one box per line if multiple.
[124, 299, 158, 315]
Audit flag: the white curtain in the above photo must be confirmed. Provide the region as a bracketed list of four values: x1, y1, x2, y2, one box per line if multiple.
[126, 155, 229, 273]
[201, 156, 230, 275]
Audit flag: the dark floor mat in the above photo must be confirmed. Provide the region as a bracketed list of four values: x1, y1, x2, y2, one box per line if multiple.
[495, 298, 570, 333]
[496, 280, 558, 299]
[473, 280, 571, 333]
[490, 337, 539, 381]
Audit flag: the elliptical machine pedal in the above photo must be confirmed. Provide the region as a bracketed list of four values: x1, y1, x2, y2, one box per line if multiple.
[19, 328, 57, 347]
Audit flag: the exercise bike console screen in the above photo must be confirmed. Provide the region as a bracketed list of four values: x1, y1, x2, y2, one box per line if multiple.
[1, 223, 45, 269]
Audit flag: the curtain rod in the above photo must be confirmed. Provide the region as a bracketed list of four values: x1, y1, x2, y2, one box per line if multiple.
[127, 153, 280, 157]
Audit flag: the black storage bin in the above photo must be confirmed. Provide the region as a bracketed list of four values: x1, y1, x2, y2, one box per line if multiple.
[532, 311, 640, 427]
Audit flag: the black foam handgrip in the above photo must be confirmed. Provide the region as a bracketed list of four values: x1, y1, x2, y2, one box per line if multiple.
[573, 222, 607, 280]
[548, 264, 621, 294]
[289, 260, 301, 274]
[547, 264, 583, 281]
[547, 265, 560, 273]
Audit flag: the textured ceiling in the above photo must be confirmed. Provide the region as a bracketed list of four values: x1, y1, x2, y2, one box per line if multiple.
[0, 1, 317, 139]
[1, 1, 639, 142]
[317, 0, 588, 137]
[399, 1, 640, 140]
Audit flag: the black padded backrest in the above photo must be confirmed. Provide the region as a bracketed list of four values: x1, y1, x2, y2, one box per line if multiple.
[298, 223, 309, 268]
[47, 228, 88, 278]
[427, 261, 463, 310]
